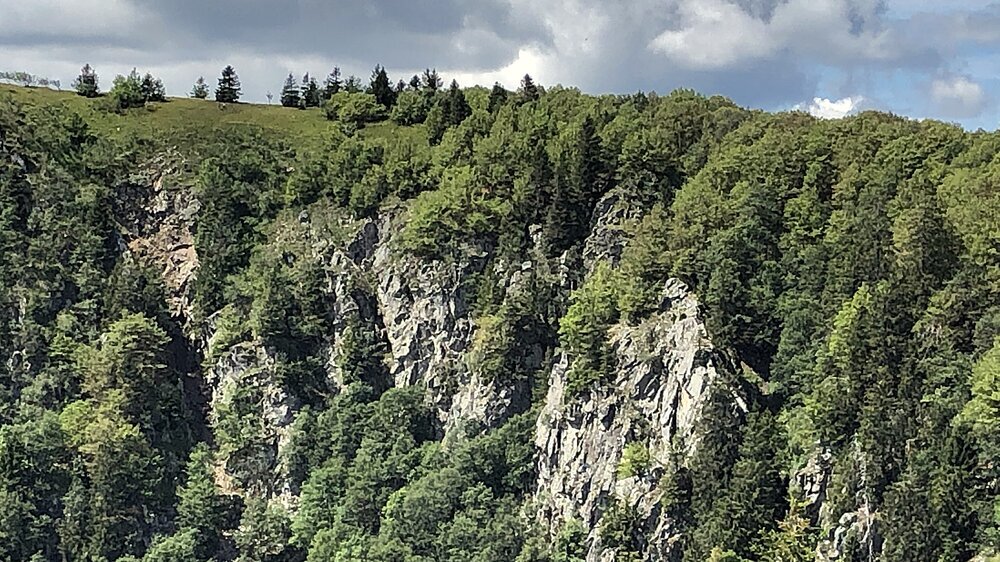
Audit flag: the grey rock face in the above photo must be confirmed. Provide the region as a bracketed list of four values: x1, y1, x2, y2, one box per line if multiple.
[205, 341, 300, 503]
[535, 279, 740, 562]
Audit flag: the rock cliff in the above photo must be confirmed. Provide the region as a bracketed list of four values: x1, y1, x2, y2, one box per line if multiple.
[535, 279, 741, 562]
[127, 157, 750, 561]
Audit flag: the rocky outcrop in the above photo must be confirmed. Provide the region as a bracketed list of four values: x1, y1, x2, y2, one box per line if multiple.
[205, 341, 299, 503]
[535, 279, 741, 562]
[115, 151, 200, 323]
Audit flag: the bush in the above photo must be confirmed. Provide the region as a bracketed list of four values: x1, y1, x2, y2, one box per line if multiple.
[616, 442, 652, 479]
[324, 92, 386, 128]
[391, 90, 431, 125]
[399, 166, 506, 257]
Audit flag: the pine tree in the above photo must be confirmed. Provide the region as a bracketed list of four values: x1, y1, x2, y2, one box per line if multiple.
[73, 64, 99, 98]
[368, 64, 396, 108]
[190, 77, 209, 99]
[395, 79, 406, 93]
[488, 82, 508, 113]
[281, 73, 300, 108]
[519, 73, 540, 102]
[408, 74, 421, 90]
[215, 65, 241, 103]
[324, 67, 342, 99]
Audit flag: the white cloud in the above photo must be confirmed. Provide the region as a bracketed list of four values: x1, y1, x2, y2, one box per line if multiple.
[649, 0, 901, 70]
[649, 0, 776, 68]
[930, 76, 988, 118]
[798, 96, 865, 119]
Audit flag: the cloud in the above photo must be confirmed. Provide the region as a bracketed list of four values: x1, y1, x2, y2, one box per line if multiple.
[930, 76, 988, 118]
[649, 0, 915, 70]
[649, 0, 776, 69]
[0, 0, 997, 128]
[798, 96, 865, 119]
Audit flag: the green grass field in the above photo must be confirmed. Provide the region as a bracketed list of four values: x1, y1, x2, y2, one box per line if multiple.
[0, 84, 426, 157]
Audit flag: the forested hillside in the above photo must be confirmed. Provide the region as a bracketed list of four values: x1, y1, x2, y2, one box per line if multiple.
[0, 78, 997, 562]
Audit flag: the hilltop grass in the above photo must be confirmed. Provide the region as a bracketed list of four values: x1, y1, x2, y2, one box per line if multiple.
[0, 84, 427, 157]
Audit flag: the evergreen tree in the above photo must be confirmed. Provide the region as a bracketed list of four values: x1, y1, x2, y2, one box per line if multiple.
[344, 75, 363, 93]
[190, 77, 209, 99]
[488, 82, 509, 113]
[324, 67, 342, 99]
[519, 73, 540, 102]
[72, 64, 99, 97]
[140, 72, 166, 102]
[177, 444, 230, 559]
[443, 79, 471, 126]
[422, 68, 442, 93]
[280, 73, 300, 108]
[215, 65, 241, 103]
[368, 64, 396, 108]
[408, 74, 421, 90]
[300, 73, 321, 108]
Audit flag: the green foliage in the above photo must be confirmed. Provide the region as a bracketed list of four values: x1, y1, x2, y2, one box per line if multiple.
[109, 69, 147, 112]
[191, 76, 209, 99]
[281, 73, 300, 108]
[560, 262, 620, 395]
[73, 64, 99, 97]
[399, 165, 506, 257]
[325, 91, 386, 128]
[616, 442, 652, 479]
[177, 444, 231, 559]
[552, 520, 587, 562]
[391, 89, 431, 125]
[216, 65, 242, 102]
[142, 529, 200, 562]
[2, 78, 1000, 562]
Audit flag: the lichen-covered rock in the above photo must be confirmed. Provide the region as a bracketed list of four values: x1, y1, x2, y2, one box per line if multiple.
[535, 279, 742, 562]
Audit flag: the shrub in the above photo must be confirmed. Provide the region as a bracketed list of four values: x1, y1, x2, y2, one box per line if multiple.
[391, 90, 431, 125]
[325, 92, 386, 128]
[616, 442, 652, 479]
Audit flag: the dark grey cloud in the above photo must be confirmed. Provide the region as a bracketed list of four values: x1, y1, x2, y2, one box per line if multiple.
[129, 0, 549, 70]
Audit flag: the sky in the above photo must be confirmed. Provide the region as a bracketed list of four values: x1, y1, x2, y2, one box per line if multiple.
[2, 0, 1000, 129]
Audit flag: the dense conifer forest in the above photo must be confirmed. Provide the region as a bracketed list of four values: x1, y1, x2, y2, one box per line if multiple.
[0, 65, 997, 562]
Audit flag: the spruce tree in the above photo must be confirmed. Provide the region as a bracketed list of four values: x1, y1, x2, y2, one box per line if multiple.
[72, 64, 99, 98]
[281, 73, 300, 108]
[519, 73, 540, 102]
[303, 75, 321, 108]
[177, 444, 229, 559]
[215, 65, 241, 103]
[324, 67, 342, 99]
[190, 77, 209, 99]
[368, 64, 396, 108]
[443, 79, 471, 126]
[488, 82, 508, 113]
